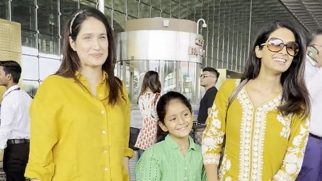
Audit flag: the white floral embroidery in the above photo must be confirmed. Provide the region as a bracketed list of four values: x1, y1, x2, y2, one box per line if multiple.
[277, 114, 292, 138]
[203, 154, 221, 165]
[273, 170, 293, 181]
[238, 89, 253, 181]
[203, 80, 308, 181]
[202, 105, 225, 165]
[273, 119, 309, 180]
[202, 137, 218, 150]
[292, 135, 302, 146]
[219, 156, 231, 180]
[238, 88, 282, 181]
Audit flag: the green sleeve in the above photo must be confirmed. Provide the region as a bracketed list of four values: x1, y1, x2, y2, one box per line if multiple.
[136, 148, 161, 181]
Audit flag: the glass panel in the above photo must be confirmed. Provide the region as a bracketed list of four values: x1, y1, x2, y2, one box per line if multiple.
[11, 0, 36, 31]
[113, 11, 126, 33]
[38, 0, 58, 35]
[162, 60, 175, 92]
[22, 30, 37, 48]
[60, 0, 79, 49]
[138, 3, 150, 18]
[148, 60, 160, 72]
[105, 0, 112, 7]
[122, 60, 147, 104]
[80, 0, 96, 8]
[127, 0, 138, 18]
[140, 0, 150, 4]
[104, 9, 112, 25]
[39, 33, 60, 55]
[151, 0, 160, 10]
[21, 80, 39, 98]
[114, 0, 126, 12]
[0, 0, 9, 19]
[160, 0, 171, 17]
[37, 0, 59, 55]
[21, 53, 39, 81]
[151, 7, 161, 18]
[171, 1, 180, 18]
[39, 57, 61, 80]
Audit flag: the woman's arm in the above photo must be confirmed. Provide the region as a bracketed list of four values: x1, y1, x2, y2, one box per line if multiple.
[122, 83, 134, 158]
[202, 80, 235, 180]
[272, 115, 309, 181]
[205, 164, 218, 181]
[24, 76, 61, 181]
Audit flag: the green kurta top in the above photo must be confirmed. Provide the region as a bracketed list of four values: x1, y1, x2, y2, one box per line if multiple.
[136, 135, 206, 181]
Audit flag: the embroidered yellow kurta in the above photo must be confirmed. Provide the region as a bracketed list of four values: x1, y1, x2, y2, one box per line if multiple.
[25, 73, 133, 181]
[202, 79, 309, 181]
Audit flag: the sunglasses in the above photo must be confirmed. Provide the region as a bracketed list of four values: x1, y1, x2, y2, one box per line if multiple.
[261, 38, 299, 57]
[310, 44, 322, 54]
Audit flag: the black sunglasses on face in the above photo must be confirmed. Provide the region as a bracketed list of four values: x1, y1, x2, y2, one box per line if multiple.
[261, 38, 299, 57]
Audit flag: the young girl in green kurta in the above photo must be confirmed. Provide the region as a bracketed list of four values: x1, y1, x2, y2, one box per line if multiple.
[136, 91, 206, 181]
[202, 20, 310, 181]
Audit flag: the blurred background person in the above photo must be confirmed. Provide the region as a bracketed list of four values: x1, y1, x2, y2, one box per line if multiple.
[0, 60, 31, 181]
[297, 29, 322, 181]
[135, 71, 161, 155]
[25, 8, 132, 181]
[197, 67, 220, 124]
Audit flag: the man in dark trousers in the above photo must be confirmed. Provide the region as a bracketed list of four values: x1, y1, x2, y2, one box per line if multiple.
[0, 60, 32, 181]
[197, 67, 220, 124]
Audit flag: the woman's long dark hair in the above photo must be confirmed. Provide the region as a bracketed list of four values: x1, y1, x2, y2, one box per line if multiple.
[156, 91, 192, 142]
[242, 20, 310, 117]
[56, 7, 122, 105]
[139, 71, 161, 95]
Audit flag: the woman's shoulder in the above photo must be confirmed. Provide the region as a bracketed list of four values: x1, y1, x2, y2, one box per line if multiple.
[37, 75, 73, 94]
[42, 74, 72, 85]
[219, 79, 240, 91]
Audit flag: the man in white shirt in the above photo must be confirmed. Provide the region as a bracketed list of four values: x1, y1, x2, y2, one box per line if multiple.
[297, 30, 322, 181]
[0, 61, 32, 181]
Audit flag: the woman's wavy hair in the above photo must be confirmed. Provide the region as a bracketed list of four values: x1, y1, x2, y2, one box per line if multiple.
[139, 71, 161, 95]
[56, 7, 122, 105]
[241, 20, 310, 117]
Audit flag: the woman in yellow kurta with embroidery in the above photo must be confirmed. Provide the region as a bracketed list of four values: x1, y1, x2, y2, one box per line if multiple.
[25, 8, 132, 181]
[202, 21, 310, 181]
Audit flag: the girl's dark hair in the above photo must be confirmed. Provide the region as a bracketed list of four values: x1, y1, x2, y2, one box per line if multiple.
[241, 20, 310, 117]
[139, 71, 161, 95]
[56, 7, 122, 105]
[156, 91, 192, 142]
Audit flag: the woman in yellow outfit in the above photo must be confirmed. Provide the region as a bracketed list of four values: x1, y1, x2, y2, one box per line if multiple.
[25, 8, 132, 181]
[202, 21, 310, 181]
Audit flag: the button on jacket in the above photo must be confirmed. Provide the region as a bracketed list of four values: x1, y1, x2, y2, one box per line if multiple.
[25, 73, 132, 181]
